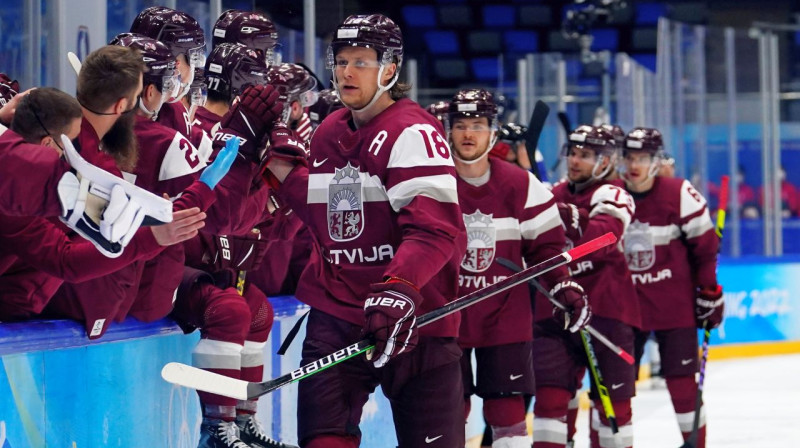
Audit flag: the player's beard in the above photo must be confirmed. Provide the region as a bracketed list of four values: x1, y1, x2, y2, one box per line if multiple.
[102, 111, 138, 172]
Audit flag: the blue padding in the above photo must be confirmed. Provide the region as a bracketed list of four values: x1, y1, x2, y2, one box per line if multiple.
[632, 53, 657, 71]
[505, 30, 539, 53]
[591, 28, 619, 51]
[635, 2, 667, 25]
[424, 30, 460, 55]
[402, 5, 436, 28]
[0, 295, 306, 356]
[471, 57, 501, 81]
[483, 5, 515, 28]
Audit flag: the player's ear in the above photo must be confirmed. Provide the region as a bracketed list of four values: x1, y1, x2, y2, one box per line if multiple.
[381, 62, 396, 85]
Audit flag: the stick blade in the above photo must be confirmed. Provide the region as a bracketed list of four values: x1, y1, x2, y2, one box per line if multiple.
[161, 362, 249, 401]
[67, 52, 81, 75]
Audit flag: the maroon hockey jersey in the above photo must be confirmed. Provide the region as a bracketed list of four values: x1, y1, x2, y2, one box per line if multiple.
[194, 106, 222, 137]
[0, 129, 67, 217]
[625, 177, 718, 330]
[277, 98, 467, 338]
[457, 158, 568, 347]
[549, 180, 641, 328]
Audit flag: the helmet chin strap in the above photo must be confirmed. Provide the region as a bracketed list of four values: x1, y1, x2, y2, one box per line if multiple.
[336, 63, 398, 116]
[453, 131, 497, 165]
[171, 64, 196, 103]
[138, 90, 166, 121]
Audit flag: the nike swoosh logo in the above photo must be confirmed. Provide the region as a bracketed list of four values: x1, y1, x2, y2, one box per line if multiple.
[611, 383, 624, 390]
[312, 158, 328, 167]
[425, 435, 443, 443]
[681, 359, 693, 365]
[509, 374, 523, 381]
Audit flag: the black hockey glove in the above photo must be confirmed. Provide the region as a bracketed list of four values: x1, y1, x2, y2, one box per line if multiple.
[550, 280, 592, 333]
[696, 284, 724, 329]
[210, 228, 268, 272]
[363, 280, 421, 368]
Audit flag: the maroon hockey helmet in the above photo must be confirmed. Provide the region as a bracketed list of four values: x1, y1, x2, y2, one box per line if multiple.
[0, 73, 20, 107]
[307, 88, 344, 126]
[205, 43, 268, 101]
[566, 124, 616, 155]
[212, 9, 278, 66]
[109, 33, 179, 93]
[624, 127, 664, 155]
[130, 6, 206, 66]
[326, 14, 403, 69]
[266, 63, 318, 104]
[600, 124, 625, 149]
[448, 89, 498, 122]
[426, 100, 450, 123]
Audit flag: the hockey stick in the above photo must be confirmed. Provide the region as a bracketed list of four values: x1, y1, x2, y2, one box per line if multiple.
[557, 111, 572, 137]
[67, 52, 81, 75]
[581, 330, 620, 435]
[162, 232, 618, 400]
[496, 258, 635, 365]
[680, 174, 729, 448]
[525, 100, 550, 180]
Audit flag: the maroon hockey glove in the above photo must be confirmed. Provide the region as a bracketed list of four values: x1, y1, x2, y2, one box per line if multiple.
[550, 280, 592, 332]
[211, 228, 269, 272]
[557, 203, 589, 242]
[265, 123, 309, 167]
[219, 84, 283, 162]
[363, 280, 421, 368]
[696, 284, 724, 329]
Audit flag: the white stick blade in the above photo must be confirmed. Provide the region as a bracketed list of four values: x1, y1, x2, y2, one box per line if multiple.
[161, 362, 249, 401]
[67, 52, 81, 75]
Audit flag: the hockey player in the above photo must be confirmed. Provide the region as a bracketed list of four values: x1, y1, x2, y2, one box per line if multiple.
[448, 88, 590, 448]
[534, 125, 640, 448]
[195, 43, 269, 136]
[211, 9, 279, 68]
[262, 14, 467, 448]
[130, 6, 210, 144]
[620, 127, 722, 448]
[425, 100, 449, 130]
[105, 34, 293, 448]
[0, 87, 207, 320]
[265, 63, 318, 145]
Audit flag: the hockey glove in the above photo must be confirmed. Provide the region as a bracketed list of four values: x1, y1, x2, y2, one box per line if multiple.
[265, 123, 309, 167]
[550, 280, 592, 333]
[219, 84, 283, 162]
[363, 280, 421, 368]
[58, 175, 145, 258]
[557, 202, 589, 242]
[199, 137, 238, 189]
[211, 228, 269, 272]
[696, 284, 724, 329]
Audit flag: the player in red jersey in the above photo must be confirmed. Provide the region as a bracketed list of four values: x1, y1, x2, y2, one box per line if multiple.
[262, 14, 467, 448]
[535, 125, 640, 448]
[449, 88, 590, 448]
[620, 127, 722, 448]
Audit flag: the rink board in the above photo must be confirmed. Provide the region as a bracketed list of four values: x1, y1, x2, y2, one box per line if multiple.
[1, 256, 799, 447]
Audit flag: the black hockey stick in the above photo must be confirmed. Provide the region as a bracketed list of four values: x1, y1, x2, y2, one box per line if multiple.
[681, 174, 729, 448]
[557, 111, 572, 137]
[162, 233, 617, 400]
[525, 100, 550, 180]
[496, 258, 634, 365]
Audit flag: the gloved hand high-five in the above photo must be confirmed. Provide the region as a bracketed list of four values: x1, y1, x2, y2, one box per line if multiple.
[210, 228, 268, 272]
[218, 84, 283, 162]
[696, 284, 724, 329]
[550, 280, 592, 333]
[363, 280, 421, 368]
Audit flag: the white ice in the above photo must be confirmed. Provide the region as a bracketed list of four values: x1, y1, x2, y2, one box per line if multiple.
[572, 353, 800, 448]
